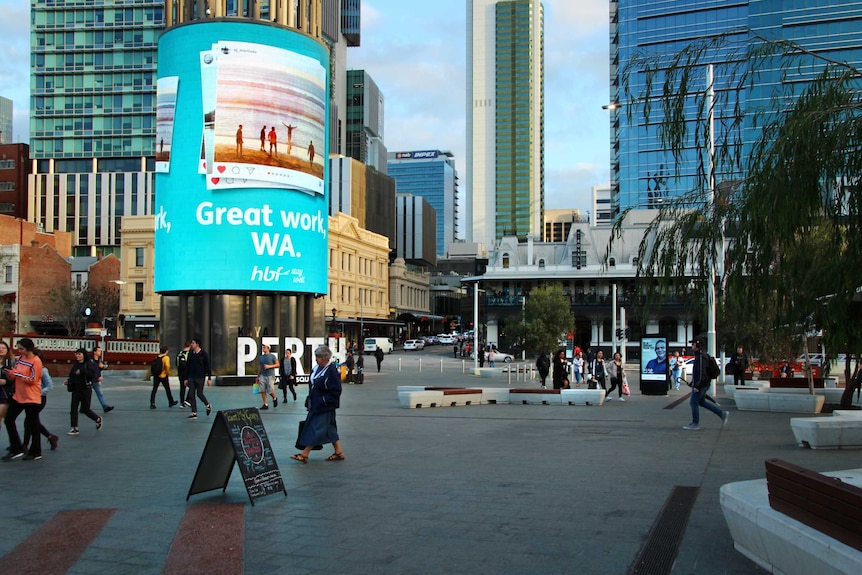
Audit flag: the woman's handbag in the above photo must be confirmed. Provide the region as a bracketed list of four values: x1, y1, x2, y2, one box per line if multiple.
[622, 380, 631, 396]
[295, 420, 323, 451]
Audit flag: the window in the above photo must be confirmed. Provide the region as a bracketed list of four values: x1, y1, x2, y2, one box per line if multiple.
[135, 247, 144, 266]
[4, 265, 11, 283]
[502, 253, 510, 269]
[135, 282, 144, 302]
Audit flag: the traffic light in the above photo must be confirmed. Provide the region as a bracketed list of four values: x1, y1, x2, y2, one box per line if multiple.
[81, 306, 92, 318]
[118, 314, 126, 326]
[615, 328, 623, 339]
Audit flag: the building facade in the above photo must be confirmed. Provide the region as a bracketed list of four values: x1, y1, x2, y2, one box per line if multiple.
[345, 69, 386, 172]
[28, 0, 164, 255]
[0, 144, 30, 219]
[0, 96, 12, 144]
[467, 0, 544, 247]
[610, 0, 862, 216]
[394, 194, 436, 267]
[388, 149, 459, 257]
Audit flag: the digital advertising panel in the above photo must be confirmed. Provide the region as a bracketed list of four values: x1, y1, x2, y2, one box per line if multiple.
[155, 22, 329, 294]
[640, 337, 669, 381]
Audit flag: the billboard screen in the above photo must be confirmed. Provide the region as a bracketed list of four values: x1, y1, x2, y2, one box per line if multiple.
[155, 22, 329, 294]
[640, 337, 669, 381]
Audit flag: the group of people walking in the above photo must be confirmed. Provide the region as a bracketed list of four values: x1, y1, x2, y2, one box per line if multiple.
[536, 348, 629, 401]
[1, 338, 117, 462]
[149, 339, 213, 419]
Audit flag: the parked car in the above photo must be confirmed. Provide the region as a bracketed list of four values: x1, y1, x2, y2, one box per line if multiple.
[404, 339, 425, 351]
[364, 337, 394, 354]
[470, 349, 514, 363]
[423, 335, 439, 346]
[437, 334, 455, 345]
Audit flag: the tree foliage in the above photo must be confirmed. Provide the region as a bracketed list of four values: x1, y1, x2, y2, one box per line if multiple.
[611, 33, 862, 383]
[511, 284, 575, 357]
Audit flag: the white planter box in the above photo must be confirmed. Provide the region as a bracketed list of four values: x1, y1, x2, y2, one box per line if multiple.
[735, 391, 824, 413]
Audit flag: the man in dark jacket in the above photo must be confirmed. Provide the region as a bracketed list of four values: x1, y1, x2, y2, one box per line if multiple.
[729, 346, 748, 385]
[683, 337, 728, 430]
[184, 338, 212, 419]
[536, 352, 551, 389]
[374, 346, 385, 372]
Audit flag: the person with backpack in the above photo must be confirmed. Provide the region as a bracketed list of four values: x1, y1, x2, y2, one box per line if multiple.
[150, 346, 177, 409]
[279, 348, 298, 402]
[682, 337, 729, 430]
[176, 342, 190, 407]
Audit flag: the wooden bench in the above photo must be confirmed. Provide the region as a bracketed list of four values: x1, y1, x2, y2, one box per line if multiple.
[429, 388, 482, 406]
[766, 459, 862, 552]
[720, 460, 862, 575]
[770, 377, 825, 388]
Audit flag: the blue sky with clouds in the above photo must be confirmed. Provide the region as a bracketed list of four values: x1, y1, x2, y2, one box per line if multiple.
[0, 0, 610, 213]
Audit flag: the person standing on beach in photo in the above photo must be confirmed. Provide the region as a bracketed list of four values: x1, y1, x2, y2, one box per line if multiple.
[259, 125, 267, 151]
[282, 122, 296, 154]
[235, 124, 243, 157]
[268, 126, 278, 157]
[307, 140, 315, 166]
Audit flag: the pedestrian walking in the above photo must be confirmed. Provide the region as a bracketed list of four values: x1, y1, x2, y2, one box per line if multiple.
[150, 346, 177, 408]
[1, 338, 46, 461]
[0, 339, 15, 432]
[536, 352, 550, 389]
[90, 348, 114, 413]
[670, 351, 683, 390]
[291, 345, 345, 464]
[588, 350, 607, 392]
[279, 348, 298, 402]
[682, 337, 729, 430]
[176, 342, 190, 407]
[257, 343, 279, 409]
[64, 348, 103, 436]
[23, 350, 59, 452]
[374, 346, 384, 372]
[605, 351, 627, 402]
[184, 338, 212, 420]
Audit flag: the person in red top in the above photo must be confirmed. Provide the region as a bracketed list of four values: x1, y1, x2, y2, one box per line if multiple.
[1, 338, 44, 461]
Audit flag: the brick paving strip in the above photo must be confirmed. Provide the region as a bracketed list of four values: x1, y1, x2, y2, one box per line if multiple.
[1, 509, 116, 575]
[162, 503, 245, 575]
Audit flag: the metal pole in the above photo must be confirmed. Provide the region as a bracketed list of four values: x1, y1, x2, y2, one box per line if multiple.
[707, 64, 718, 395]
[612, 283, 618, 357]
[473, 281, 480, 375]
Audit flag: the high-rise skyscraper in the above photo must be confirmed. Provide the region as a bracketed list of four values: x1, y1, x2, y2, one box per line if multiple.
[610, 0, 862, 216]
[388, 150, 459, 257]
[29, 1, 164, 255]
[467, 0, 544, 248]
[345, 69, 386, 172]
[0, 96, 12, 144]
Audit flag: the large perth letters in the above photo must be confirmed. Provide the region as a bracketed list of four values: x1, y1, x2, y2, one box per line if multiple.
[236, 336, 347, 376]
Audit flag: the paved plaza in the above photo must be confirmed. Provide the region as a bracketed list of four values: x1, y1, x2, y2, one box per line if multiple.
[1, 350, 859, 574]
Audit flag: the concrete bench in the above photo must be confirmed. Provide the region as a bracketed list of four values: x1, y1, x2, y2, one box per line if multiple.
[734, 389, 825, 413]
[429, 388, 482, 406]
[720, 460, 862, 575]
[791, 411, 862, 449]
[508, 388, 562, 405]
[470, 387, 510, 404]
[398, 390, 444, 408]
[723, 381, 770, 399]
[561, 388, 606, 405]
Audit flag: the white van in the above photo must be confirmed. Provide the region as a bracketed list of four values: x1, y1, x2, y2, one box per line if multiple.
[364, 337, 394, 354]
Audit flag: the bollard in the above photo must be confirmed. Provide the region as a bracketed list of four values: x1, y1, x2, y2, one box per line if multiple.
[441, 359, 444, 373]
[508, 366, 512, 385]
[462, 359, 466, 373]
[419, 358, 422, 372]
[398, 357, 402, 371]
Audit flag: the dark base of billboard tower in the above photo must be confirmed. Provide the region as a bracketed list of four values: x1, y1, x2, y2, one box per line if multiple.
[640, 380, 670, 396]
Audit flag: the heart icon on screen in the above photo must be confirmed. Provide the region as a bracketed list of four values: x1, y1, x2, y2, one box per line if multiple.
[217, 165, 226, 173]
[211, 177, 220, 185]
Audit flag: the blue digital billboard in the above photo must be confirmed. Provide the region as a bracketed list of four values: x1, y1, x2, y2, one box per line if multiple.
[155, 22, 329, 294]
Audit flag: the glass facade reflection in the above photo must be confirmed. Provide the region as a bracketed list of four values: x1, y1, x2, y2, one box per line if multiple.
[610, 0, 862, 215]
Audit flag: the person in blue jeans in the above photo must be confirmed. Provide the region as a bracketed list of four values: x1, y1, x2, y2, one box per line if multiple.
[90, 348, 114, 413]
[683, 337, 729, 430]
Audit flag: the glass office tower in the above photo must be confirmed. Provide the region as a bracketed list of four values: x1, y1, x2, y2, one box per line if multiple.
[610, 0, 862, 216]
[29, 0, 164, 255]
[388, 150, 459, 257]
[467, 0, 544, 247]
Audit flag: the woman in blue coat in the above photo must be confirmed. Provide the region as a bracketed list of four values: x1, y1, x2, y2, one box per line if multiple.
[291, 345, 345, 463]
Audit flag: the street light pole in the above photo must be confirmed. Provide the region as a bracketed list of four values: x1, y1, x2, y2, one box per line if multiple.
[706, 64, 718, 393]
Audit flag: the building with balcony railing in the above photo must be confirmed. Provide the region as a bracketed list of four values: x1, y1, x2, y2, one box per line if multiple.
[471, 209, 707, 356]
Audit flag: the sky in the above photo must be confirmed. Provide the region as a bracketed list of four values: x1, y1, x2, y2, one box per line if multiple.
[0, 0, 611, 214]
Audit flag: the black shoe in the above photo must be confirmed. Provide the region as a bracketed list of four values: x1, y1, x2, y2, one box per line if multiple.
[1, 452, 23, 462]
[206, 404, 212, 416]
[260, 404, 269, 410]
[96, 417, 103, 431]
[188, 413, 198, 419]
[104, 406, 114, 413]
[169, 401, 178, 407]
[48, 434, 59, 451]
[23, 454, 42, 461]
[273, 397, 278, 407]
[150, 404, 157, 409]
